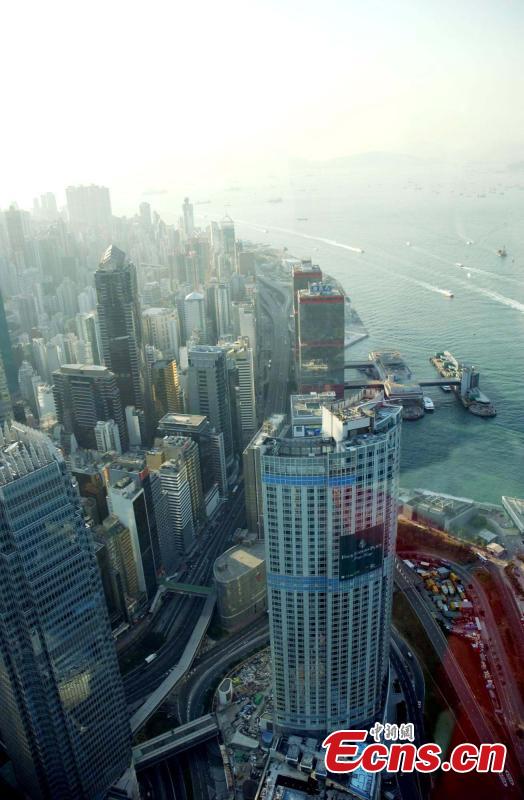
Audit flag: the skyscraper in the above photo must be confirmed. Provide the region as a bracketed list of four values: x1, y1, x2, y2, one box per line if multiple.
[297, 281, 345, 397]
[187, 345, 234, 463]
[142, 307, 180, 360]
[291, 259, 322, 348]
[159, 457, 195, 555]
[0, 289, 18, 394]
[157, 412, 228, 499]
[206, 280, 232, 341]
[107, 476, 158, 603]
[183, 291, 207, 343]
[262, 395, 401, 735]
[66, 184, 112, 230]
[0, 423, 131, 799]
[151, 359, 184, 423]
[224, 337, 257, 449]
[182, 196, 194, 237]
[52, 364, 127, 451]
[0, 356, 13, 427]
[94, 245, 149, 436]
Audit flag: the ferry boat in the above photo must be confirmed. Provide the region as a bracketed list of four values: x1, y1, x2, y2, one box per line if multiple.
[423, 396, 435, 412]
[497, 247, 507, 257]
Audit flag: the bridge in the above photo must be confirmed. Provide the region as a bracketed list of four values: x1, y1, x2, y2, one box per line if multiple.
[133, 714, 219, 768]
[345, 377, 461, 391]
[161, 580, 214, 597]
[130, 592, 217, 734]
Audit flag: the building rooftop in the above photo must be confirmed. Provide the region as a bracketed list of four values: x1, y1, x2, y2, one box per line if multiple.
[55, 363, 111, 377]
[185, 291, 204, 301]
[214, 543, 265, 583]
[142, 307, 174, 316]
[159, 413, 208, 430]
[99, 244, 127, 269]
[0, 422, 60, 486]
[298, 282, 343, 299]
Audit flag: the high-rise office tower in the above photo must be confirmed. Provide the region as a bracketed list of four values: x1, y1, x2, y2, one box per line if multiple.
[159, 457, 194, 554]
[66, 184, 112, 230]
[206, 280, 232, 342]
[95, 515, 141, 622]
[0, 289, 18, 394]
[157, 412, 228, 498]
[142, 307, 180, 360]
[0, 356, 13, 426]
[187, 345, 234, 464]
[218, 215, 236, 279]
[18, 360, 37, 413]
[262, 396, 402, 735]
[291, 260, 322, 352]
[183, 291, 207, 343]
[108, 476, 158, 603]
[0, 423, 131, 798]
[182, 197, 194, 237]
[297, 282, 345, 398]
[151, 359, 184, 423]
[53, 364, 127, 451]
[154, 435, 205, 527]
[95, 419, 123, 454]
[95, 245, 149, 435]
[142, 282, 163, 308]
[223, 337, 257, 449]
[76, 312, 101, 364]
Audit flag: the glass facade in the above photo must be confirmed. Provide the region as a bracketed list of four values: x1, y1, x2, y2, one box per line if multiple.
[0, 423, 131, 799]
[297, 286, 345, 397]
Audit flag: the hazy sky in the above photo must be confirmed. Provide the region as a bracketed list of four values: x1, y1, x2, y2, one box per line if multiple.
[2, 0, 523, 212]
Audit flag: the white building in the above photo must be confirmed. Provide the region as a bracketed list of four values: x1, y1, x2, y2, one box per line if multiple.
[183, 292, 206, 343]
[261, 394, 402, 735]
[224, 337, 257, 448]
[158, 458, 195, 554]
[95, 419, 122, 454]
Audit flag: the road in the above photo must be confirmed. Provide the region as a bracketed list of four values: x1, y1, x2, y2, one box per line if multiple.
[172, 616, 269, 725]
[124, 487, 247, 705]
[441, 560, 524, 767]
[390, 633, 426, 800]
[394, 558, 500, 747]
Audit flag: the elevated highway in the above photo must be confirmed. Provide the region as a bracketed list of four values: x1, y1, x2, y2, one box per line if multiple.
[133, 714, 219, 769]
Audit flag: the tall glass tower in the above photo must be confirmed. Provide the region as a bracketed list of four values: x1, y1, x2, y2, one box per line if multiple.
[261, 395, 401, 735]
[0, 423, 131, 799]
[94, 245, 148, 423]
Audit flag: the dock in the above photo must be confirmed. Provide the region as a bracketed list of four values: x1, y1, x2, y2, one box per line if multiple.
[344, 350, 493, 420]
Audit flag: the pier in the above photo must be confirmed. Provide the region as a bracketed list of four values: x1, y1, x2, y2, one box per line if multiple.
[344, 350, 493, 419]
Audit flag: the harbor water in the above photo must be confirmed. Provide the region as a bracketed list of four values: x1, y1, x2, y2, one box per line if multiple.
[183, 164, 524, 504]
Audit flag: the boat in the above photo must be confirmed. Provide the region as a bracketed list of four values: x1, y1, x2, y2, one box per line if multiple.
[455, 262, 464, 267]
[442, 290, 454, 298]
[497, 247, 507, 257]
[423, 396, 435, 412]
[268, 197, 282, 204]
[296, 217, 308, 222]
[406, 241, 411, 246]
[441, 385, 452, 393]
